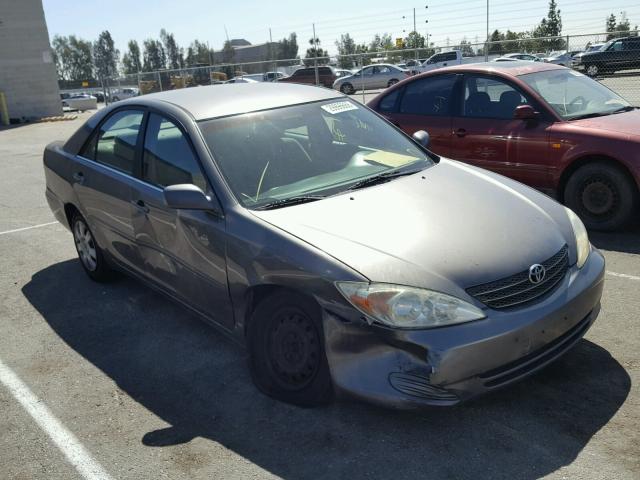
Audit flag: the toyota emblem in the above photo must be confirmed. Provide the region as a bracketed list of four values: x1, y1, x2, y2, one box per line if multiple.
[528, 264, 546, 284]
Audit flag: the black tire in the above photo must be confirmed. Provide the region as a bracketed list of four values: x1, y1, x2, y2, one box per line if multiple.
[585, 64, 599, 77]
[247, 291, 333, 407]
[113, 96, 120, 102]
[340, 83, 354, 95]
[387, 79, 399, 87]
[564, 162, 638, 231]
[71, 213, 114, 282]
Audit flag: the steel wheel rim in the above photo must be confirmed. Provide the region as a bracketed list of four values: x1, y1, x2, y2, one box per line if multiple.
[267, 308, 320, 391]
[74, 220, 98, 271]
[581, 177, 617, 217]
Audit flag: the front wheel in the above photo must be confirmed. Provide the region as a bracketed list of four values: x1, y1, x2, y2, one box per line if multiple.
[564, 162, 638, 231]
[247, 291, 333, 407]
[340, 83, 354, 95]
[71, 213, 114, 281]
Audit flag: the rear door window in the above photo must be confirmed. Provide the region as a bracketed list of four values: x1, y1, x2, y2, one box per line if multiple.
[462, 75, 530, 119]
[399, 74, 457, 116]
[94, 109, 144, 174]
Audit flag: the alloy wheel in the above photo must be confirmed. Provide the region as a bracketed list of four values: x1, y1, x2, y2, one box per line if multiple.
[73, 219, 98, 271]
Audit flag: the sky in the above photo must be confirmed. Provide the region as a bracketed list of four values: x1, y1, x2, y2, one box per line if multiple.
[42, 0, 640, 56]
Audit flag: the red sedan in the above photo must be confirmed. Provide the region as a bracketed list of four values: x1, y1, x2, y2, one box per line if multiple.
[368, 62, 640, 231]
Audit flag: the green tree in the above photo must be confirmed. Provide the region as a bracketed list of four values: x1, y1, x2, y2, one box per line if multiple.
[606, 14, 618, 40]
[335, 33, 357, 68]
[459, 38, 475, 57]
[304, 37, 329, 66]
[277, 33, 299, 61]
[93, 30, 119, 81]
[532, 0, 564, 51]
[221, 40, 235, 77]
[52, 35, 71, 80]
[122, 40, 142, 74]
[488, 29, 506, 55]
[185, 40, 210, 66]
[160, 29, 184, 69]
[68, 36, 94, 81]
[142, 39, 166, 71]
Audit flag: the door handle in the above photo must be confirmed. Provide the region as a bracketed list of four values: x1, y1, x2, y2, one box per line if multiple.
[133, 199, 150, 214]
[72, 171, 84, 184]
[455, 128, 467, 137]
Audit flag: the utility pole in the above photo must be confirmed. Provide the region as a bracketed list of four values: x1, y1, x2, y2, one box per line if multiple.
[269, 28, 277, 81]
[485, 0, 489, 61]
[413, 8, 418, 62]
[312, 23, 319, 86]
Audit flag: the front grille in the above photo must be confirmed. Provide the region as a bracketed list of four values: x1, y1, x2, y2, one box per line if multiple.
[467, 245, 569, 309]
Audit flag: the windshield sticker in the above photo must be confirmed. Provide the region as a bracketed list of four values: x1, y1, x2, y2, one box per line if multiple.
[363, 151, 421, 168]
[321, 101, 359, 115]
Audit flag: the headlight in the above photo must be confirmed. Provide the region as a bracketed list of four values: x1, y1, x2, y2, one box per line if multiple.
[335, 282, 485, 329]
[566, 207, 590, 268]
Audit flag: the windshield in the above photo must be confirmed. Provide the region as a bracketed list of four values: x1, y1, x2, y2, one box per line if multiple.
[519, 69, 631, 119]
[198, 99, 432, 208]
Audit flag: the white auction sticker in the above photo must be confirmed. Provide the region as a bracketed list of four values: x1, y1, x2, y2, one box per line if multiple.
[321, 101, 359, 114]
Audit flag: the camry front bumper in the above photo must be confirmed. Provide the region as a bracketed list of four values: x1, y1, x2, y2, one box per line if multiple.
[322, 249, 605, 408]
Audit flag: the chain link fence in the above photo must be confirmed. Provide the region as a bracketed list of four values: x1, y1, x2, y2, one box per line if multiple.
[95, 31, 639, 106]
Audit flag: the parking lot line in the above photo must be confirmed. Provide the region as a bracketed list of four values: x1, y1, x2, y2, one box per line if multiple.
[0, 221, 58, 236]
[0, 358, 113, 480]
[606, 270, 640, 281]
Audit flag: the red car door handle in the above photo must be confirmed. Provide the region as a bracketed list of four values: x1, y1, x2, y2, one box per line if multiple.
[455, 128, 467, 137]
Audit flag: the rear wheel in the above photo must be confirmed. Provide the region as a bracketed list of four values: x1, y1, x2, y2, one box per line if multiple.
[340, 83, 354, 95]
[247, 291, 333, 407]
[387, 79, 399, 87]
[71, 213, 114, 281]
[585, 64, 599, 77]
[564, 162, 637, 231]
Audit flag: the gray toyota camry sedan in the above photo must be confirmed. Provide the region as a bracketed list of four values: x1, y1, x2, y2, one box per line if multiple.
[44, 83, 604, 408]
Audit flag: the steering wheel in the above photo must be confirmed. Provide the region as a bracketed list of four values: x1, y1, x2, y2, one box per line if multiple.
[568, 95, 587, 108]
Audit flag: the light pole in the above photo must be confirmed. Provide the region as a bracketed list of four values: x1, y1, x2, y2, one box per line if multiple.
[485, 0, 489, 61]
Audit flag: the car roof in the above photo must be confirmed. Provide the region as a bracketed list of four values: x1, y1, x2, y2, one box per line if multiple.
[431, 61, 564, 76]
[119, 83, 344, 121]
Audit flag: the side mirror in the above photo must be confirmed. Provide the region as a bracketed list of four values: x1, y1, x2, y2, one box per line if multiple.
[412, 130, 430, 148]
[164, 184, 214, 211]
[514, 105, 538, 120]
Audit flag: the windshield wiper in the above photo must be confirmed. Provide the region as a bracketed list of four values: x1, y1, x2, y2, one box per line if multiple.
[346, 167, 425, 191]
[253, 195, 325, 210]
[569, 105, 635, 121]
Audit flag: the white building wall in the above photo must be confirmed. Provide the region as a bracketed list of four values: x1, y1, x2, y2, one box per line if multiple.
[0, 0, 62, 120]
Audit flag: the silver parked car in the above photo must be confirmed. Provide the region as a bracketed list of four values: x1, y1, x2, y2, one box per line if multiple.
[44, 83, 604, 408]
[493, 53, 542, 62]
[333, 64, 408, 94]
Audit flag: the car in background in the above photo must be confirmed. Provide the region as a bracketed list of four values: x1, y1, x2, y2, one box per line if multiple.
[224, 77, 260, 84]
[574, 36, 640, 77]
[493, 53, 542, 62]
[572, 43, 605, 67]
[264, 71, 285, 82]
[368, 62, 640, 231]
[543, 51, 582, 67]
[411, 51, 462, 74]
[61, 94, 97, 111]
[111, 88, 139, 102]
[278, 66, 337, 88]
[333, 64, 408, 94]
[334, 69, 354, 79]
[43, 82, 604, 408]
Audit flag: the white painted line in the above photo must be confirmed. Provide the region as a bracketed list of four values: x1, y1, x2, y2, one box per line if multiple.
[606, 271, 640, 281]
[0, 358, 114, 480]
[0, 221, 58, 236]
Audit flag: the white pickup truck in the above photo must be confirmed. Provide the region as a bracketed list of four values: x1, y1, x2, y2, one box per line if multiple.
[410, 50, 463, 74]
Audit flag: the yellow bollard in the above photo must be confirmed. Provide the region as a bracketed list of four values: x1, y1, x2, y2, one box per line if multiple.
[0, 92, 9, 126]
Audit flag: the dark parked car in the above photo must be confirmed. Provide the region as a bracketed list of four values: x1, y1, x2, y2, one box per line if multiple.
[368, 62, 640, 231]
[574, 36, 640, 77]
[278, 66, 337, 88]
[44, 83, 604, 408]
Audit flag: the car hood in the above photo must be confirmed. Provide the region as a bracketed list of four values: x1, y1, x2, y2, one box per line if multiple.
[251, 160, 575, 301]
[569, 109, 640, 139]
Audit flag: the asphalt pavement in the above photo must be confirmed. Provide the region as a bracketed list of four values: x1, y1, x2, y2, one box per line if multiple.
[0, 112, 639, 480]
